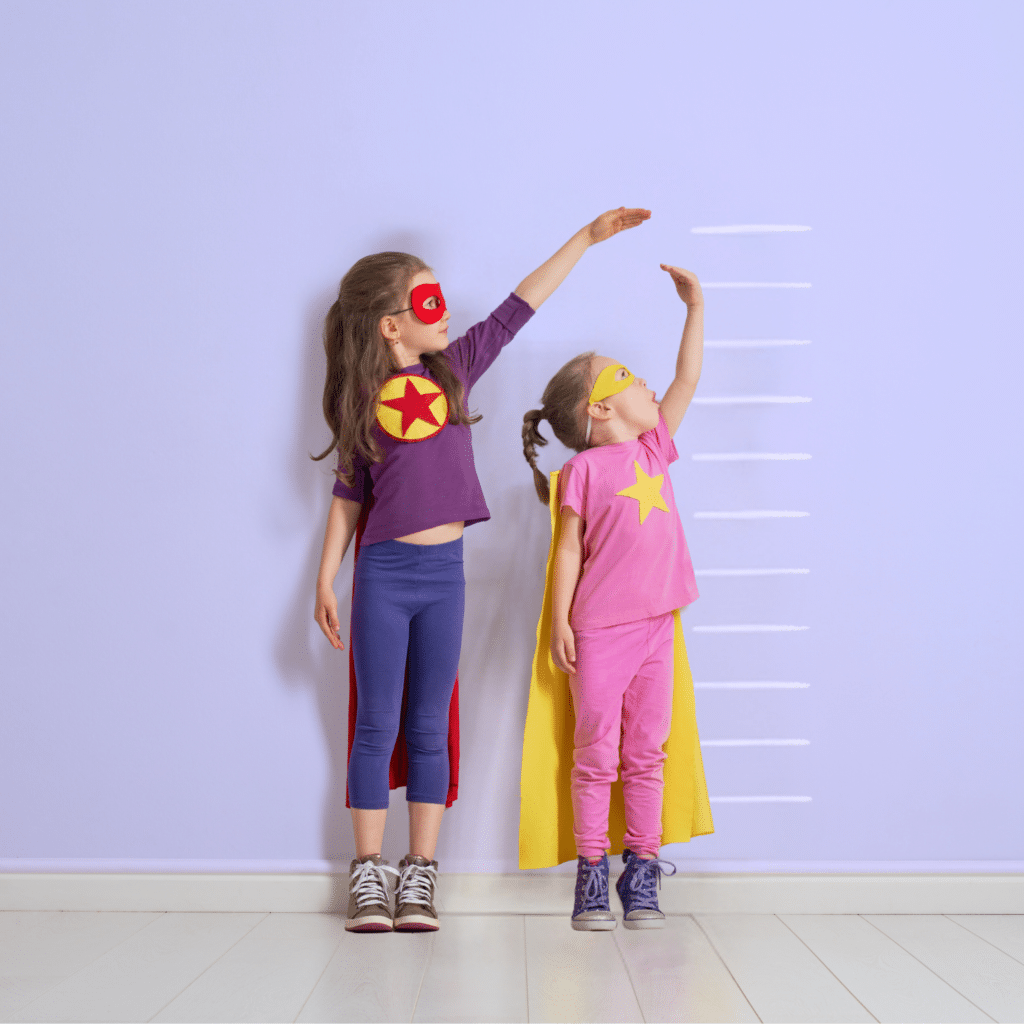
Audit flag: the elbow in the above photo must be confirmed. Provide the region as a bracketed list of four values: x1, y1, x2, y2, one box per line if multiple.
[514, 286, 541, 312]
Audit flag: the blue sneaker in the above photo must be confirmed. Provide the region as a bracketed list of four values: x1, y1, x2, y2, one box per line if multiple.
[571, 854, 616, 931]
[616, 849, 677, 929]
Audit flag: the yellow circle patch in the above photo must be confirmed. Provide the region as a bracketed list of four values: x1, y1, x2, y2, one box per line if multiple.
[376, 374, 449, 442]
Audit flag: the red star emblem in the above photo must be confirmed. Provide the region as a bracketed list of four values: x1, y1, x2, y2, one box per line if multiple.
[381, 377, 442, 436]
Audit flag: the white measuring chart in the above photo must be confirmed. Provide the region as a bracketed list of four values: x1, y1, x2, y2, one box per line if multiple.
[688, 224, 815, 809]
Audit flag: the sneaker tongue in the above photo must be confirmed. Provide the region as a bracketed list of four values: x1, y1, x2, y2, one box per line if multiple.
[359, 854, 384, 865]
[405, 854, 431, 866]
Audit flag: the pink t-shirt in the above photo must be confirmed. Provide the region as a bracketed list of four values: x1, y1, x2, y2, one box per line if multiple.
[560, 413, 699, 630]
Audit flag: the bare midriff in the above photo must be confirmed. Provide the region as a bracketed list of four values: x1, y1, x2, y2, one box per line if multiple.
[394, 521, 465, 545]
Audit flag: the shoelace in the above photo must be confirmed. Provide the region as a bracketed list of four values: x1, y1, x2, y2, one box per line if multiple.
[576, 859, 609, 913]
[398, 860, 438, 907]
[350, 859, 400, 910]
[624, 857, 677, 910]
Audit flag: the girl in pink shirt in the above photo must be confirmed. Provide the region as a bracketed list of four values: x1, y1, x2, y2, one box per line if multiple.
[521, 264, 705, 930]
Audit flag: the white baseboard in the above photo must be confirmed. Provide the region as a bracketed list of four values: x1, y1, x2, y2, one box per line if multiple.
[2, 871, 1022, 914]
[3, 858, 1023, 875]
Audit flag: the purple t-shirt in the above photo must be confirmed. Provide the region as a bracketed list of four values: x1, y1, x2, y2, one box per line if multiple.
[333, 292, 535, 545]
[560, 412, 699, 629]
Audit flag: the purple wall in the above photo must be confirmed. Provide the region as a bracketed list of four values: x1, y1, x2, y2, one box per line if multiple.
[1, 0, 1021, 872]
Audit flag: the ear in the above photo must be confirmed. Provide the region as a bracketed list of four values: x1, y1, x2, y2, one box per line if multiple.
[587, 401, 614, 423]
[378, 314, 399, 342]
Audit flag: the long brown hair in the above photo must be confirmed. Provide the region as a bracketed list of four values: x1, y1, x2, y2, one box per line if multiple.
[312, 252, 480, 483]
[522, 352, 595, 504]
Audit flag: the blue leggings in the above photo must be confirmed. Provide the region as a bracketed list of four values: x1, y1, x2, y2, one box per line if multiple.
[348, 537, 465, 809]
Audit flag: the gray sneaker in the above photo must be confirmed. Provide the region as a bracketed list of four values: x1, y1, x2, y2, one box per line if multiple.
[571, 854, 616, 931]
[616, 849, 676, 930]
[345, 854, 400, 932]
[394, 854, 440, 931]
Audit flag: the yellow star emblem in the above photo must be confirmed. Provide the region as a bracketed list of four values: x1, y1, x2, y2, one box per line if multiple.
[616, 461, 670, 525]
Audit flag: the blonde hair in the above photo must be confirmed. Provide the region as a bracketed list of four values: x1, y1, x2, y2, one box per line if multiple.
[521, 352, 594, 504]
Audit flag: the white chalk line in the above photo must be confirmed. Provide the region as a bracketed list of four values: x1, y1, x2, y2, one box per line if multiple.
[695, 568, 809, 577]
[710, 795, 813, 803]
[692, 624, 810, 633]
[706, 339, 812, 348]
[692, 452, 812, 461]
[702, 739, 810, 747]
[695, 682, 810, 689]
[694, 510, 810, 519]
[703, 282, 812, 289]
[692, 395, 811, 405]
[691, 225, 812, 234]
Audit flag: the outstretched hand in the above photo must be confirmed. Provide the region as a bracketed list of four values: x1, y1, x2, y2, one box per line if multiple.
[588, 207, 652, 245]
[661, 263, 703, 307]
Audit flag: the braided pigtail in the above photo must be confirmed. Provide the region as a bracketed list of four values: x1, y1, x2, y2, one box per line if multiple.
[522, 408, 550, 504]
[522, 351, 596, 505]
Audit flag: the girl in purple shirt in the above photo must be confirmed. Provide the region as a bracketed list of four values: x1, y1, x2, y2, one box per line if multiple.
[522, 264, 706, 930]
[312, 207, 650, 933]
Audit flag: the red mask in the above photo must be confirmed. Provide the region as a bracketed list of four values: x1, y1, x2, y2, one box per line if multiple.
[410, 282, 446, 324]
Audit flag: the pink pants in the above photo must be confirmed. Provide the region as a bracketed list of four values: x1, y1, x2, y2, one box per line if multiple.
[569, 611, 675, 859]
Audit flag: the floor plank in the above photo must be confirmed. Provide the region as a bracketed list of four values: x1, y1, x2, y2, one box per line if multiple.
[781, 914, 991, 1023]
[525, 916, 643, 1024]
[696, 914, 875, 1023]
[948, 916, 1024, 965]
[151, 913, 345, 1023]
[10, 913, 264, 1023]
[615, 915, 759, 1023]
[414, 916, 527, 1023]
[866, 915, 1024, 1024]
[296, 929, 433, 1023]
[0, 911, 161, 1021]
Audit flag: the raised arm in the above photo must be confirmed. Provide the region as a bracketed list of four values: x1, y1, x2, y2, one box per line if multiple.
[314, 495, 362, 649]
[514, 207, 652, 311]
[656, 265, 705, 437]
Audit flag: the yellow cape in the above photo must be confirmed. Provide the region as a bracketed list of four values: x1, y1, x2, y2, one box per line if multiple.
[518, 470, 715, 869]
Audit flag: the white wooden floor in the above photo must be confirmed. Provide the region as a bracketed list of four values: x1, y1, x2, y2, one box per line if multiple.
[2, 909, 1023, 1022]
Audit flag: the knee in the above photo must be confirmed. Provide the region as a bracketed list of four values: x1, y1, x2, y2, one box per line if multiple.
[352, 710, 401, 758]
[404, 710, 448, 757]
[620, 746, 666, 781]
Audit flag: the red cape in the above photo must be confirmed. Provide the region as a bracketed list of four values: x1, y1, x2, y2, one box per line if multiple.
[344, 501, 460, 809]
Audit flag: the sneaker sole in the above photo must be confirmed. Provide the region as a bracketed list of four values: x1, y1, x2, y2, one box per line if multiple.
[623, 916, 665, 930]
[394, 914, 440, 932]
[571, 918, 617, 931]
[345, 917, 393, 932]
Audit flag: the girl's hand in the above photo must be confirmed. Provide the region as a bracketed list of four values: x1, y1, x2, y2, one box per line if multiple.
[550, 621, 577, 675]
[661, 264, 704, 307]
[588, 207, 652, 245]
[315, 585, 345, 650]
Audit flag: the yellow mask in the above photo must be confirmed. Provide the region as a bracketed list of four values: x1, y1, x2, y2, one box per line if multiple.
[589, 363, 635, 404]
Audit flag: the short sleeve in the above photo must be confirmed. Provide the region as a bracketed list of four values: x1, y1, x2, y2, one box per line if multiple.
[445, 292, 535, 389]
[332, 453, 367, 503]
[640, 411, 679, 465]
[559, 461, 587, 519]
